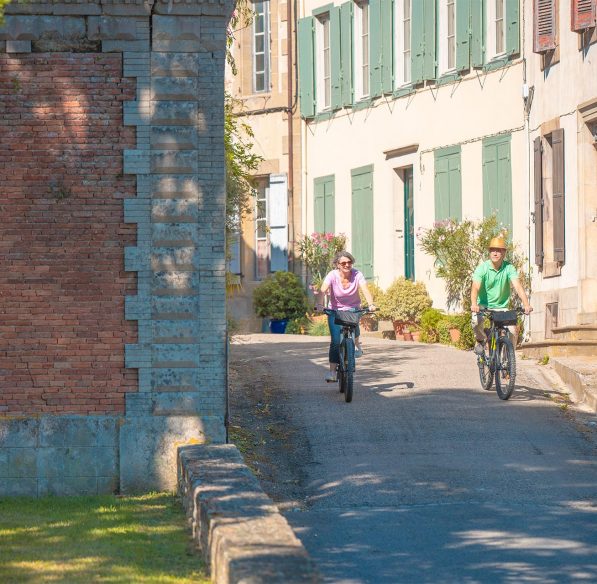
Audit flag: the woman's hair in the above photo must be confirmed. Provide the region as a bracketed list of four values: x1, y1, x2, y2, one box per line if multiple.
[333, 250, 356, 267]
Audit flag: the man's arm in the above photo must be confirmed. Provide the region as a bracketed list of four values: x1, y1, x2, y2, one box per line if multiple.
[471, 280, 481, 313]
[511, 279, 533, 314]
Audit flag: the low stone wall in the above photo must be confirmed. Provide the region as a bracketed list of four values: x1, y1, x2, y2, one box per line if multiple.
[177, 444, 319, 584]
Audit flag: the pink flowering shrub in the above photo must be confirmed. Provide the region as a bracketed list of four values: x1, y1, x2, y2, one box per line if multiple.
[297, 232, 347, 289]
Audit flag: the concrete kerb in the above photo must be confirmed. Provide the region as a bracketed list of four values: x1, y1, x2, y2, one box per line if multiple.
[177, 444, 319, 583]
[549, 357, 597, 412]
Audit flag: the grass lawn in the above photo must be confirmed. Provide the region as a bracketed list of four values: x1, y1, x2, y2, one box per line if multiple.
[0, 492, 209, 583]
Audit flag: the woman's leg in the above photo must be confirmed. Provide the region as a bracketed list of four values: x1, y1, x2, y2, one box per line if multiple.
[327, 313, 341, 372]
[354, 324, 362, 350]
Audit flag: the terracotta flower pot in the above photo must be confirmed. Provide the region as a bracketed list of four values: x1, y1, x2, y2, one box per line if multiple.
[449, 328, 461, 343]
[360, 314, 378, 332]
[403, 331, 413, 341]
[411, 330, 422, 342]
[392, 320, 408, 336]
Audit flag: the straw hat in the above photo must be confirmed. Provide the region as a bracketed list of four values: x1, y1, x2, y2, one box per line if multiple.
[488, 237, 507, 250]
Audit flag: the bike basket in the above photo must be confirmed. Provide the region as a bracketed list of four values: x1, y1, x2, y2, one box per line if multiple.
[334, 311, 361, 327]
[490, 310, 518, 326]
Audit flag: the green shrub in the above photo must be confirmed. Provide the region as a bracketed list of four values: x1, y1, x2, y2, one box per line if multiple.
[450, 313, 475, 350]
[436, 319, 452, 345]
[307, 318, 329, 336]
[419, 308, 443, 342]
[359, 281, 384, 309]
[286, 316, 310, 334]
[253, 271, 308, 321]
[377, 278, 432, 323]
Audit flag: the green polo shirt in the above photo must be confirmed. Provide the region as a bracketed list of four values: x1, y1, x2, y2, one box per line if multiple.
[473, 260, 519, 309]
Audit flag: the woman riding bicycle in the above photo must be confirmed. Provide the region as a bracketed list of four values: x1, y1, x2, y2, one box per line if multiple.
[320, 251, 376, 382]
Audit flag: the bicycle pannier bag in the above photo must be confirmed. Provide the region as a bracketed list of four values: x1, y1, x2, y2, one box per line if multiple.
[491, 310, 518, 326]
[334, 310, 361, 327]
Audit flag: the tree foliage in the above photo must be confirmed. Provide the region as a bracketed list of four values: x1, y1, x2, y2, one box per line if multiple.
[418, 215, 530, 311]
[0, 0, 11, 25]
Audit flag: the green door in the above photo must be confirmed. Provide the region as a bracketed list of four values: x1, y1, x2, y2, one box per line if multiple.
[483, 135, 512, 234]
[351, 165, 374, 279]
[403, 167, 415, 280]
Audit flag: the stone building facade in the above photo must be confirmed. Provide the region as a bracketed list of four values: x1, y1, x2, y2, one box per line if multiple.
[0, 0, 233, 496]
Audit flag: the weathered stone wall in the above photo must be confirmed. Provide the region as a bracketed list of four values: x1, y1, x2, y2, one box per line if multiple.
[0, 0, 233, 496]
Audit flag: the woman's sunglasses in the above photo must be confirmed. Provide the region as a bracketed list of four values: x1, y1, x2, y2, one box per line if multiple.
[338, 261, 353, 266]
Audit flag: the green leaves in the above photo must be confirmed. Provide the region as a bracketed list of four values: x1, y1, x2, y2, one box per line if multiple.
[252, 271, 308, 320]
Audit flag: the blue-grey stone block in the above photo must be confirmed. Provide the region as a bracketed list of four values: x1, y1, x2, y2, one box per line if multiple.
[151, 175, 202, 199]
[152, 270, 199, 294]
[0, 418, 39, 448]
[152, 198, 198, 221]
[151, 52, 199, 77]
[152, 223, 198, 246]
[152, 392, 206, 416]
[0, 449, 8, 477]
[151, 77, 199, 101]
[63, 418, 99, 448]
[39, 476, 98, 497]
[97, 475, 119, 494]
[153, 344, 200, 366]
[125, 295, 152, 320]
[94, 447, 119, 477]
[152, 101, 197, 126]
[64, 447, 97, 477]
[151, 150, 198, 174]
[152, 368, 202, 391]
[37, 448, 65, 479]
[1, 478, 38, 497]
[9, 448, 37, 478]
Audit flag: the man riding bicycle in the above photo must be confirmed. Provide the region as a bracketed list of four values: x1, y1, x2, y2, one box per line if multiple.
[471, 237, 532, 355]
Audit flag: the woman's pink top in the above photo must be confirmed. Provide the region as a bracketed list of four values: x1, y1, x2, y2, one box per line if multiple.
[323, 269, 364, 310]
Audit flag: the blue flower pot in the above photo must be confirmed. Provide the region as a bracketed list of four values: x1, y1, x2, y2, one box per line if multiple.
[269, 319, 288, 334]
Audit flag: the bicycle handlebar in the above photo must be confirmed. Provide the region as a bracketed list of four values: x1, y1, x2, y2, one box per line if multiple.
[478, 307, 526, 317]
[319, 307, 375, 316]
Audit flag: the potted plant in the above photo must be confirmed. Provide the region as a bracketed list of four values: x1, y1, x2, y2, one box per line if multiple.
[377, 278, 432, 337]
[253, 271, 308, 333]
[359, 281, 383, 332]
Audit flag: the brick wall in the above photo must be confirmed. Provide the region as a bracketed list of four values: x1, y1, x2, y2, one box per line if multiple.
[0, 53, 138, 415]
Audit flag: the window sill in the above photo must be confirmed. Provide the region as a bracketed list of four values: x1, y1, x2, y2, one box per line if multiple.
[392, 85, 414, 98]
[482, 55, 511, 72]
[436, 72, 460, 86]
[314, 109, 335, 122]
[352, 98, 372, 111]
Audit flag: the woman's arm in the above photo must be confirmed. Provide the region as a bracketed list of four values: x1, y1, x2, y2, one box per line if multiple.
[359, 281, 375, 309]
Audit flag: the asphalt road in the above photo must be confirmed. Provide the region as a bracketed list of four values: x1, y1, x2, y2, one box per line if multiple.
[230, 335, 597, 584]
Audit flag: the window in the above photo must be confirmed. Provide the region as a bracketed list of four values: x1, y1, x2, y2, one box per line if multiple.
[487, 0, 507, 59]
[314, 175, 335, 233]
[483, 135, 512, 235]
[255, 179, 269, 279]
[394, 0, 412, 86]
[571, 0, 597, 32]
[316, 14, 331, 111]
[533, 0, 557, 53]
[354, 0, 370, 99]
[254, 174, 289, 279]
[434, 146, 462, 221]
[439, 0, 456, 73]
[253, 0, 271, 93]
[534, 129, 565, 276]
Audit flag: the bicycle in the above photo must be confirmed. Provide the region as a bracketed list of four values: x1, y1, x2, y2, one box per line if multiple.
[476, 307, 525, 400]
[322, 308, 372, 403]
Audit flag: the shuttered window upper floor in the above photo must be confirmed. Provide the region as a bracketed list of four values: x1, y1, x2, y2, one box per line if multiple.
[298, 0, 521, 118]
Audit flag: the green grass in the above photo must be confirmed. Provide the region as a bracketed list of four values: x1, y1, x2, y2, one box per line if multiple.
[0, 492, 209, 584]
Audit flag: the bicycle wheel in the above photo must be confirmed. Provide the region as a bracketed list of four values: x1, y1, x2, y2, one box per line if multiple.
[344, 338, 354, 403]
[495, 336, 516, 400]
[478, 340, 493, 391]
[338, 342, 346, 394]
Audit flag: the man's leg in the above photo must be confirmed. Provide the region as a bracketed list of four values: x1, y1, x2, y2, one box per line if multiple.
[471, 312, 486, 354]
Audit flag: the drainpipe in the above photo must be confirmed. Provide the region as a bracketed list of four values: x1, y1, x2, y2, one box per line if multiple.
[287, 0, 297, 273]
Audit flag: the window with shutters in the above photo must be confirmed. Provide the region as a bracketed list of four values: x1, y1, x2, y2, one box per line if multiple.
[253, 0, 271, 93]
[394, 0, 412, 86]
[533, 0, 558, 54]
[434, 146, 462, 221]
[314, 175, 335, 233]
[354, 0, 370, 100]
[571, 0, 597, 31]
[255, 179, 270, 279]
[315, 13, 332, 111]
[486, 0, 506, 59]
[534, 129, 565, 276]
[439, 0, 457, 73]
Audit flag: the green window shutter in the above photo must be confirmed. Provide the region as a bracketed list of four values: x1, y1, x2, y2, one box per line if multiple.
[324, 177, 336, 232]
[434, 147, 462, 221]
[505, 0, 520, 55]
[351, 166, 374, 279]
[411, 0, 425, 83]
[456, 0, 471, 71]
[470, 0, 484, 67]
[369, 0, 383, 97]
[314, 179, 325, 232]
[298, 17, 315, 118]
[340, 2, 354, 106]
[423, 0, 436, 80]
[331, 7, 342, 110]
[483, 135, 512, 235]
[314, 175, 335, 233]
[381, 0, 394, 93]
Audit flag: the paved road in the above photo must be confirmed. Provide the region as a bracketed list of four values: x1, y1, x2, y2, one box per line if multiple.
[230, 335, 597, 584]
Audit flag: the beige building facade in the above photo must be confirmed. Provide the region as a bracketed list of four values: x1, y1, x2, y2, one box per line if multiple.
[226, 0, 303, 332]
[297, 0, 597, 344]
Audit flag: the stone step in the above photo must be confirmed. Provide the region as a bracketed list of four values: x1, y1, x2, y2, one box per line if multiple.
[550, 325, 597, 342]
[550, 356, 597, 412]
[520, 340, 597, 359]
